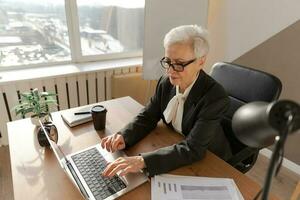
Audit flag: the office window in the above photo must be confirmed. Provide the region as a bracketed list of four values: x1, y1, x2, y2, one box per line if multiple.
[0, 0, 71, 68]
[77, 0, 144, 56]
[0, 0, 145, 69]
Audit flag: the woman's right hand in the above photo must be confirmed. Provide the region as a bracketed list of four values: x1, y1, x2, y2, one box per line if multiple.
[100, 133, 125, 153]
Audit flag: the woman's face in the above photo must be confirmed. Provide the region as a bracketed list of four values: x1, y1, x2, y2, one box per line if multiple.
[165, 42, 205, 91]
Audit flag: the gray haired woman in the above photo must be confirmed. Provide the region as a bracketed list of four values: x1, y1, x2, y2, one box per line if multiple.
[101, 25, 232, 177]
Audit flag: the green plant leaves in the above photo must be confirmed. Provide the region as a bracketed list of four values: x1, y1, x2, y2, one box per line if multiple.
[12, 88, 58, 118]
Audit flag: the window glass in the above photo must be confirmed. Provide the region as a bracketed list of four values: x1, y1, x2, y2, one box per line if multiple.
[0, 0, 70, 68]
[77, 0, 144, 56]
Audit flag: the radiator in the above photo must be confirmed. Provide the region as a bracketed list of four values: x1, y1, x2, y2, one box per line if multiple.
[0, 66, 139, 146]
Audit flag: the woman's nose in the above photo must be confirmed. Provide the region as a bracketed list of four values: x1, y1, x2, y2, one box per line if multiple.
[166, 66, 175, 74]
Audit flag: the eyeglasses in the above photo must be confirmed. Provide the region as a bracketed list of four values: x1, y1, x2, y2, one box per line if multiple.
[160, 57, 197, 72]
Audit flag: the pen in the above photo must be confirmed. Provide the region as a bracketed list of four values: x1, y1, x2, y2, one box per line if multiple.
[74, 111, 91, 115]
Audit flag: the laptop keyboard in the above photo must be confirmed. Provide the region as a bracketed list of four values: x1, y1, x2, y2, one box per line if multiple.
[71, 147, 126, 200]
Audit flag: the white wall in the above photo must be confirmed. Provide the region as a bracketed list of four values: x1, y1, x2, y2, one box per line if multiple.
[143, 0, 208, 80]
[205, 0, 300, 71]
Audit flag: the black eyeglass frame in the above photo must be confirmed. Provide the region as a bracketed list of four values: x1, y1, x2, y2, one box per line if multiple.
[160, 57, 197, 72]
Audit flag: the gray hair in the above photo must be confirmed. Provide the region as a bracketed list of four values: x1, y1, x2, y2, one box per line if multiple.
[163, 25, 209, 58]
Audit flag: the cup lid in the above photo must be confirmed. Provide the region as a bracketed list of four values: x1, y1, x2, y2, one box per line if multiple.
[91, 105, 107, 113]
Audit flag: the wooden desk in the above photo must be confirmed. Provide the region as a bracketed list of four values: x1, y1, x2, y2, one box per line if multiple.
[8, 96, 277, 200]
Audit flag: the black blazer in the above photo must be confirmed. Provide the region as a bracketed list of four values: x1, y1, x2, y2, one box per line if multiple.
[120, 70, 232, 176]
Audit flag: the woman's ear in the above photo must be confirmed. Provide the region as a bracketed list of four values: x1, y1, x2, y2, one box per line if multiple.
[199, 56, 206, 65]
[196, 56, 206, 70]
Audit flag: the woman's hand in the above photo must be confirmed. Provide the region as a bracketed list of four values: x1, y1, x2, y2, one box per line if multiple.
[100, 133, 125, 153]
[102, 156, 145, 177]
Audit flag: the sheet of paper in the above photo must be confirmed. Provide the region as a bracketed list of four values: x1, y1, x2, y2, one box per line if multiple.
[151, 174, 244, 200]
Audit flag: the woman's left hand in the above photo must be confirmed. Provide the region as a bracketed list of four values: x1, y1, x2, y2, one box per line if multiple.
[102, 156, 145, 177]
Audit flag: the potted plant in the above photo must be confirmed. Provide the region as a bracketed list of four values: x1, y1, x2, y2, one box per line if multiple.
[13, 88, 57, 126]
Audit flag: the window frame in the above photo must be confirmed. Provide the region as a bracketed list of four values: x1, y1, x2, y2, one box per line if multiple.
[0, 0, 143, 71]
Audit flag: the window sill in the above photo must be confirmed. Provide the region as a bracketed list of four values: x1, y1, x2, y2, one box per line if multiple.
[0, 57, 142, 85]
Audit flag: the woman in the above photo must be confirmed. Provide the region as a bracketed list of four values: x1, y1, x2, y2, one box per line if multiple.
[101, 25, 232, 177]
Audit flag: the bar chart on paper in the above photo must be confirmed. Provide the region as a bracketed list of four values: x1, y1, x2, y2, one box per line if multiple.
[151, 174, 244, 200]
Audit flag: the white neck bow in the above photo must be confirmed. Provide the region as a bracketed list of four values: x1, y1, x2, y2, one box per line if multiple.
[163, 73, 199, 133]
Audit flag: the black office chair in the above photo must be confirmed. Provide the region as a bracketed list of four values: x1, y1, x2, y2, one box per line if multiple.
[210, 62, 282, 173]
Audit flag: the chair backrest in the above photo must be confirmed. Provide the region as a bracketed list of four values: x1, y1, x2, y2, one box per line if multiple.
[210, 62, 282, 171]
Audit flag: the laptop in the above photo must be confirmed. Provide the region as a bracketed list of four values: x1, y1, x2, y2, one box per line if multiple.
[39, 121, 148, 200]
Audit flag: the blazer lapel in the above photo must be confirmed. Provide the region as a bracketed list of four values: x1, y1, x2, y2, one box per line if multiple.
[161, 83, 176, 124]
[169, 85, 176, 101]
[182, 70, 208, 133]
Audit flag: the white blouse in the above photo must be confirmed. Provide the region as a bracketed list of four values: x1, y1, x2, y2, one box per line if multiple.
[163, 73, 199, 133]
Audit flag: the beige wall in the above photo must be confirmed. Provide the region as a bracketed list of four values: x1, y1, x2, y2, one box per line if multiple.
[233, 20, 300, 164]
[234, 20, 300, 102]
[205, 0, 300, 72]
[206, 1, 300, 165]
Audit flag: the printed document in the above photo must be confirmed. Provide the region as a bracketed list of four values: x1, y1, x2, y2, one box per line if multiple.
[151, 174, 244, 200]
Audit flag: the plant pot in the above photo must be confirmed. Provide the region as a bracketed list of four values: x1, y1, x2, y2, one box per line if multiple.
[37, 127, 50, 147]
[30, 115, 50, 126]
[36, 122, 58, 147]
